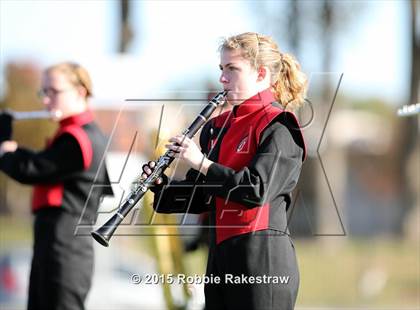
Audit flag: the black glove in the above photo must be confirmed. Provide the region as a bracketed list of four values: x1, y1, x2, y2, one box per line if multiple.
[0, 111, 13, 143]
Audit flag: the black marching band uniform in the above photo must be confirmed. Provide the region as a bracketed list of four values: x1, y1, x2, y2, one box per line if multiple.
[151, 89, 306, 310]
[0, 110, 112, 310]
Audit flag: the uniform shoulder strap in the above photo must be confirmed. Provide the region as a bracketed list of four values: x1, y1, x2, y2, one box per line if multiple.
[255, 102, 307, 161]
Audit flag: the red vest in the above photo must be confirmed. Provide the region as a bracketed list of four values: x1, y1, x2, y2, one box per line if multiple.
[209, 90, 306, 244]
[31, 111, 94, 212]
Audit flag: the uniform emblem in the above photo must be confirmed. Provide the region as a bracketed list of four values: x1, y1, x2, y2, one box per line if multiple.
[236, 135, 248, 152]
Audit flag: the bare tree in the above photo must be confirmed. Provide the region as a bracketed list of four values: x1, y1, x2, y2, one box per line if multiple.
[409, 0, 419, 106]
[398, 0, 419, 233]
[119, 0, 133, 53]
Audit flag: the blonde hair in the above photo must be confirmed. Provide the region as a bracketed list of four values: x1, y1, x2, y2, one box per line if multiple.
[219, 32, 307, 111]
[45, 62, 93, 98]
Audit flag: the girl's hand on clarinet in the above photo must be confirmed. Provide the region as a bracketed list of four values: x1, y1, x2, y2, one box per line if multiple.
[0, 140, 17, 157]
[165, 135, 213, 175]
[141, 161, 163, 184]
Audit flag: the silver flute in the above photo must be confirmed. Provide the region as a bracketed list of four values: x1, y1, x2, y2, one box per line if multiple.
[2, 109, 52, 120]
[397, 103, 420, 117]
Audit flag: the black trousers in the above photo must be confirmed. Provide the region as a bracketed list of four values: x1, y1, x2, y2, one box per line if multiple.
[205, 229, 299, 310]
[28, 209, 93, 310]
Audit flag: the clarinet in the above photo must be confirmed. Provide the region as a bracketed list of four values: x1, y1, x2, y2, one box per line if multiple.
[91, 91, 227, 247]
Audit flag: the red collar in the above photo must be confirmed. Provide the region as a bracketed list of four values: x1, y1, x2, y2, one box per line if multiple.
[59, 110, 94, 128]
[233, 88, 276, 118]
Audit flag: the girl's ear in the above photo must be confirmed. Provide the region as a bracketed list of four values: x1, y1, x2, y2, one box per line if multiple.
[77, 86, 88, 98]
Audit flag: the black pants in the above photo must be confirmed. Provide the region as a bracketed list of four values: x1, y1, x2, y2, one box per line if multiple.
[205, 229, 299, 310]
[28, 209, 93, 310]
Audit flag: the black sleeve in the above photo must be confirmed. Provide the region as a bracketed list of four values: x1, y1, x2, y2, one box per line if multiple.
[0, 133, 85, 185]
[151, 121, 213, 214]
[0, 113, 13, 143]
[151, 168, 211, 214]
[204, 122, 304, 208]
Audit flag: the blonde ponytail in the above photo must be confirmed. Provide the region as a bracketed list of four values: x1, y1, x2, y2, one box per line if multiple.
[273, 53, 307, 111]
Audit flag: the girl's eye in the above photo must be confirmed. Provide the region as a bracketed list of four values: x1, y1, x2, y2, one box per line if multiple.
[219, 66, 237, 71]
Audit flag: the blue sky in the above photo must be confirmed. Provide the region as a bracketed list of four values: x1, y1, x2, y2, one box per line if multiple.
[0, 0, 410, 105]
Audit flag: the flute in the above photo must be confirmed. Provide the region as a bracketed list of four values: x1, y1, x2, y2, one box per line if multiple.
[3, 109, 52, 120]
[91, 90, 228, 247]
[397, 103, 420, 117]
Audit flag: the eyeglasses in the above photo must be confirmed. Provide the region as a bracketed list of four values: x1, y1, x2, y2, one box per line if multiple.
[37, 87, 74, 98]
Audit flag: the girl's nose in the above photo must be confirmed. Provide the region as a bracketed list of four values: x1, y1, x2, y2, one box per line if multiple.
[42, 96, 50, 106]
[219, 73, 228, 84]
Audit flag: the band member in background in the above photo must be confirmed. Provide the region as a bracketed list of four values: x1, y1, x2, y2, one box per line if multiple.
[142, 32, 307, 310]
[0, 62, 112, 310]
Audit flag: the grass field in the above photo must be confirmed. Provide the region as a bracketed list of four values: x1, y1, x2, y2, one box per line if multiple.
[1, 216, 419, 308]
[295, 238, 419, 307]
[183, 237, 419, 308]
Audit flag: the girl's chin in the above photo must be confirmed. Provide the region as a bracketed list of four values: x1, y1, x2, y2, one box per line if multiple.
[226, 95, 244, 106]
